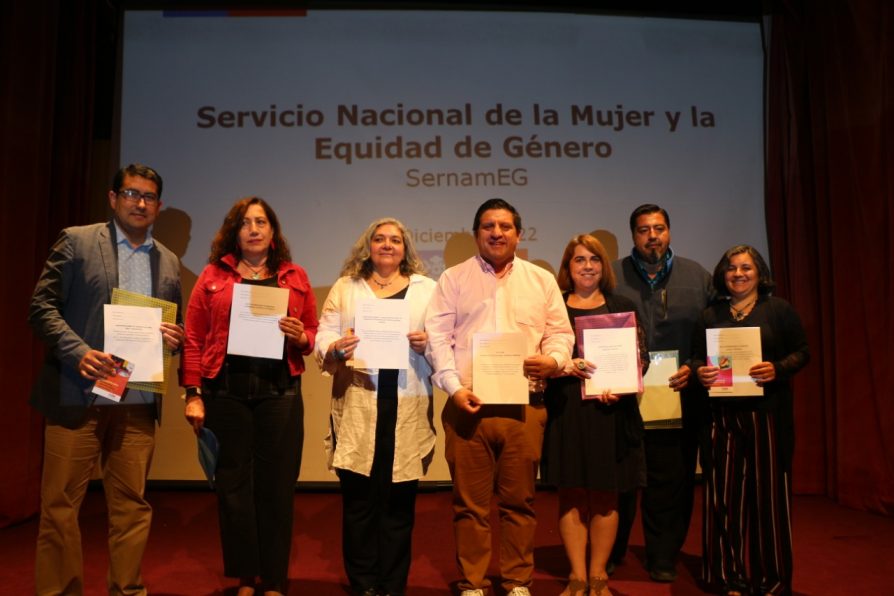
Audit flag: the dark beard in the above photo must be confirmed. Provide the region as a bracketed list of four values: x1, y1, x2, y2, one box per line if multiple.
[640, 248, 662, 265]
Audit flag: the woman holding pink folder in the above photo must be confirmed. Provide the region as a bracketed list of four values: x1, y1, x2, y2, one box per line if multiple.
[542, 234, 649, 596]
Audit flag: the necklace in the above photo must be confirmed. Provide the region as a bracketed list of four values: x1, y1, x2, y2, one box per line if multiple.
[729, 297, 757, 321]
[241, 259, 267, 280]
[370, 273, 398, 288]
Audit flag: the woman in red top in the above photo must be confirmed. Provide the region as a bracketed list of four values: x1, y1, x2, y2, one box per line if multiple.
[182, 196, 318, 596]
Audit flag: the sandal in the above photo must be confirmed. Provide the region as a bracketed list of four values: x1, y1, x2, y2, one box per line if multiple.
[589, 576, 610, 596]
[560, 576, 588, 596]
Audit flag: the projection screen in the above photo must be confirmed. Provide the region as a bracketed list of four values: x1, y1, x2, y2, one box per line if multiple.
[119, 9, 764, 482]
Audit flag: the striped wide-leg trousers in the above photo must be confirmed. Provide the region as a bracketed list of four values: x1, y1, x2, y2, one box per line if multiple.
[702, 409, 793, 595]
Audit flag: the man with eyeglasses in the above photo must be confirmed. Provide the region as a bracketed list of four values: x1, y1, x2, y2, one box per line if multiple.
[28, 163, 183, 595]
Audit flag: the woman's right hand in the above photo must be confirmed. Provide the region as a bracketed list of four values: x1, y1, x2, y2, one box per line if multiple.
[329, 328, 361, 362]
[184, 396, 205, 435]
[697, 365, 719, 388]
[567, 358, 596, 380]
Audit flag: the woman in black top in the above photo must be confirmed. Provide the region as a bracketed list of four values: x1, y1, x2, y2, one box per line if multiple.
[542, 234, 648, 596]
[692, 245, 809, 596]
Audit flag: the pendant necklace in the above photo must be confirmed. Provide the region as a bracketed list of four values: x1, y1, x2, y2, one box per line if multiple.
[371, 272, 398, 289]
[241, 259, 266, 280]
[730, 297, 757, 322]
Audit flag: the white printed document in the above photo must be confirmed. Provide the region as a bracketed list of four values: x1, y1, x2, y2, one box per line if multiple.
[227, 283, 289, 360]
[352, 298, 410, 369]
[582, 326, 640, 396]
[706, 327, 763, 397]
[103, 304, 163, 382]
[472, 332, 528, 404]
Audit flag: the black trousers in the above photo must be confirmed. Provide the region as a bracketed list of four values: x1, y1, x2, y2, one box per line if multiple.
[337, 386, 418, 595]
[204, 378, 304, 590]
[612, 427, 700, 570]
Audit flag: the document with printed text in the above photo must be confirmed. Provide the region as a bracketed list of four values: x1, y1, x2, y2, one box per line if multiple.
[227, 283, 289, 360]
[706, 326, 763, 397]
[352, 298, 410, 369]
[103, 304, 163, 382]
[472, 332, 528, 404]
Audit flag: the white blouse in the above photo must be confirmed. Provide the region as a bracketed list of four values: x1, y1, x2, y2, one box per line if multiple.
[315, 274, 437, 481]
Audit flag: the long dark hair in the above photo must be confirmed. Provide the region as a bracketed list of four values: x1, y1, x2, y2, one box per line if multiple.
[208, 196, 291, 272]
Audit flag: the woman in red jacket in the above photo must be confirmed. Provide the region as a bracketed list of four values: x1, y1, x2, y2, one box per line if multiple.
[182, 196, 318, 596]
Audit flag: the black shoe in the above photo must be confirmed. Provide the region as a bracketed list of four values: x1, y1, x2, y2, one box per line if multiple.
[648, 567, 677, 583]
[605, 560, 618, 576]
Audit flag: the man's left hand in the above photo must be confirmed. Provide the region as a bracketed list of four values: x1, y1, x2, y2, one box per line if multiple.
[523, 354, 559, 380]
[160, 322, 184, 351]
[669, 364, 691, 392]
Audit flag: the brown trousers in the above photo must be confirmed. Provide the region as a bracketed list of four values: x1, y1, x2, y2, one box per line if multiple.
[443, 400, 547, 593]
[35, 405, 156, 596]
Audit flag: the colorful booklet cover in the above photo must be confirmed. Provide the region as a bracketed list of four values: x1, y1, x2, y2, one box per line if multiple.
[706, 326, 763, 397]
[91, 355, 135, 402]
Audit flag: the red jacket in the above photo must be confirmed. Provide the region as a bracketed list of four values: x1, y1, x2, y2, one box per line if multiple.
[182, 254, 318, 387]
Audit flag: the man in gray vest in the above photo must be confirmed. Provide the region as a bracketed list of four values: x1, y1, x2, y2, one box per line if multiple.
[29, 164, 183, 595]
[609, 204, 714, 582]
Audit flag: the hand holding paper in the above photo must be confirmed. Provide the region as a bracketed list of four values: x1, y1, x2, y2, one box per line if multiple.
[79, 349, 118, 381]
[160, 321, 184, 351]
[523, 354, 558, 380]
[407, 330, 427, 354]
[566, 358, 597, 380]
[279, 316, 308, 348]
[749, 361, 776, 386]
[668, 364, 691, 391]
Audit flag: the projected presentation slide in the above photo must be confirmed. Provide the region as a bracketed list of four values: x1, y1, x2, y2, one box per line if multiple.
[121, 9, 765, 284]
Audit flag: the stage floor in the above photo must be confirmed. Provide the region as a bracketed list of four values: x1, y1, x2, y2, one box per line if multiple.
[3, 487, 892, 594]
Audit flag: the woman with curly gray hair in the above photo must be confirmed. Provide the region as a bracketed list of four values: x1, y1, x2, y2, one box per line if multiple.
[315, 217, 436, 596]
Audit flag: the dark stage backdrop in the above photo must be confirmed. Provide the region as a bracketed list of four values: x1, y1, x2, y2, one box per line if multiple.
[765, 0, 894, 513]
[4, 0, 893, 526]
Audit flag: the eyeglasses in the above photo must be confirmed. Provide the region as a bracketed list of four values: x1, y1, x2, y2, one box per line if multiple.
[117, 189, 159, 205]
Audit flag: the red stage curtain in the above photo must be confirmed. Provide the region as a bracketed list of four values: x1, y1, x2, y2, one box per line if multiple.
[766, 0, 894, 513]
[2, 1, 892, 526]
[1, 0, 96, 527]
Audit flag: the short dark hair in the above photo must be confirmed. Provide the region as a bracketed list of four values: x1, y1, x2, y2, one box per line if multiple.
[473, 198, 522, 233]
[209, 196, 292, 272]
[628, 204, 670, 233]
[112, 164, 163, 198]
[712, 244, 775, 297]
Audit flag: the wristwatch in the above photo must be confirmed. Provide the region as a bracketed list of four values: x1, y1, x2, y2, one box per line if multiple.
[185, 386, 202, 399]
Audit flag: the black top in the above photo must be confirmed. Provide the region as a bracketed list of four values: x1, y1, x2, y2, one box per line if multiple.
[377, 285, 409, 393]
[690, 295, 809, 467]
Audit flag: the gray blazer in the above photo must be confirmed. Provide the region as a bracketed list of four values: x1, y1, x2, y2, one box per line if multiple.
[28, 221, 182, 428]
